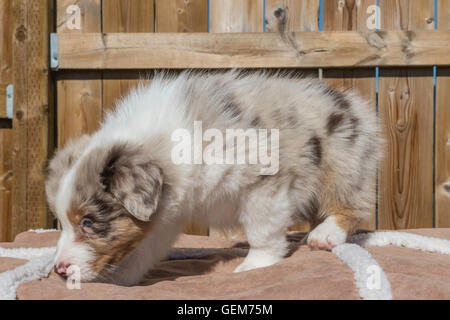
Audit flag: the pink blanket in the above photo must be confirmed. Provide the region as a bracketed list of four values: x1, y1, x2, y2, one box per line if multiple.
[1, 229, 450, 300]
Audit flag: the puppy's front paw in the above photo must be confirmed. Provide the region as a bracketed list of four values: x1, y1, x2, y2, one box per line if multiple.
[307, 216, 347, 250]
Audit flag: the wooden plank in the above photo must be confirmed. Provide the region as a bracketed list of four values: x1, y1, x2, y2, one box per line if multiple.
[55, 31, 450, 70]
[323, 0, 377, 32]
[436, 0, 450, 227]
[323, 0, 377, 230]
[380, 0, 435, 31]
[378, 68, 434, 229]
[210, 0, 263, 32]
[103, 0, 154, 33]
[436, 69, 450, 228]
[265, 0, 320, 32]
[57, 0, 102, 149]
[102, 1, 154, 113]
[156, 0, 207, 32]
[56, 73, 102, 147]
[265, 0, 319, 232]
[0, 128, 12, 241]
[378, 0, 434, 229]
[57, 0, 101, 33]
[12, 0, 53, 236]
[438, 0, 450, 30]
[155, 0, 208, 236]
[0, 0, 14, 240]
[0, 0, 13, 84]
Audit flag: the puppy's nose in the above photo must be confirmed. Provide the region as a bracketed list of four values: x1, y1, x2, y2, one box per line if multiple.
[55, 262, 71, 277]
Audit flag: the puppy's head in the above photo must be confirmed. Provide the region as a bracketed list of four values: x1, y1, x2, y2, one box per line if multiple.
[46, 139, 163, 282]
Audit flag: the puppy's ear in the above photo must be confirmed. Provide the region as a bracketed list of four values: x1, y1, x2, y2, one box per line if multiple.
[99, 144, 163, 222]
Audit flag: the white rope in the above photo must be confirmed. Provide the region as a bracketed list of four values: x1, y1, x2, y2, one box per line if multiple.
[27, 229, 58, 234]
[334, 231, 450, 300]
[332, 243, 392, 300]
[349, 231, 450, 254]
[0, 247, 56, 300]
[0, 229, 58, 299]
[0, 247, 56, 260]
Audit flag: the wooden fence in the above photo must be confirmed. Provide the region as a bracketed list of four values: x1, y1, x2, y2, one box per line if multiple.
[0, 0, 449, 241]
[0, 0, 13, 241]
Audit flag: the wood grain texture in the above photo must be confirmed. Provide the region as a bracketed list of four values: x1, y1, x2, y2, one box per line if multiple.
[378, 68, 434, 229]
[0, 0, 13, 84]
[156, 0, 208, 236]
[436, 0, 450, 227]
[323, 0, 377, 230]
[0, 84, 6, 118]
[265, 0, 319, 32]
[0, 0, 13, 241]
[57, 0, 101, 33]
[102, 1, 154, 114]
[0, 128, 12, 241]
[55, 30, 450, 70]
[210, 0, 264, 32]
[379, 0, 435, 31]
[57, 0, 102, 149]
[56, 73, 102, 147]
[437, 0, 450, 29]
[378, 0, 434, 229]
[436, 69, 450, 228]
[323, 0, 377, 32]
[12, 0, 52, 237]
[156, 0, 207, 32]
[103, 0, 154, 33]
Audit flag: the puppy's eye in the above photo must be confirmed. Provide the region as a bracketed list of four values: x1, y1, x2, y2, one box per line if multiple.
[81, 218, 94, 229]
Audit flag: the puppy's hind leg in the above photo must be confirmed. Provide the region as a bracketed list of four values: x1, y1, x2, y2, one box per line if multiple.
[307, 170, 375, 250]
[234, 183, 294, 273]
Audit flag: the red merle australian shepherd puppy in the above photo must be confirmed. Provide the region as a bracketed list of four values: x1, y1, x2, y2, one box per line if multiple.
[46, 71, 382, 285]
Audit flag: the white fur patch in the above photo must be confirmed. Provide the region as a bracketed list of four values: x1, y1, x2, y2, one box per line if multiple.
[233, 247, 283, 273]
[52, 167, 96, 280]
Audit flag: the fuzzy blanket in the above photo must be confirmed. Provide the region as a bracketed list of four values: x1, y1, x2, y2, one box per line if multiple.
[1, 229, 450, 300]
